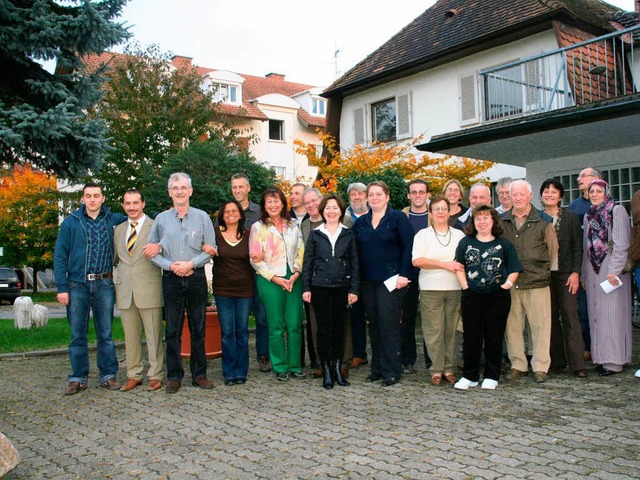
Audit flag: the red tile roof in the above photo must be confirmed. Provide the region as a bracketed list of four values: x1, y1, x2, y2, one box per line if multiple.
[73, 53, 326, 127]
[323, 0, 623, 97]
[556, 20, 635, 104]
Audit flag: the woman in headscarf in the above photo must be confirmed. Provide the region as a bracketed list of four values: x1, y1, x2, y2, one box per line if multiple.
[582, 179, 632, 376]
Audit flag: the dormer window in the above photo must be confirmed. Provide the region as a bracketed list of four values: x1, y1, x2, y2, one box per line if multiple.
[312, 97, 326, 116]
[215, 83, 240, 104]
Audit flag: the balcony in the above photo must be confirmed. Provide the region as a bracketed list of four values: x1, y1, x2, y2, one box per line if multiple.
[419, 25, 640, 166]
[480, 25, 639, 123]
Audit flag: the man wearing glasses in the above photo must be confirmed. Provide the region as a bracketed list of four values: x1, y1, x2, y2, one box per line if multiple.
[568, 167, 602, 363]
[147, 172, 216, 394]
[401, 180, 431, 374]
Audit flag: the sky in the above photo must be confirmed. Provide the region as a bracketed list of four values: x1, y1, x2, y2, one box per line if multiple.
[115, 0, 636, 87]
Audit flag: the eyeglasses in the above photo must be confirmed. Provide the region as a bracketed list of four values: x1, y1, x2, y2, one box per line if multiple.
[431, 206, 449, 212]
[578, 173, 595, 178]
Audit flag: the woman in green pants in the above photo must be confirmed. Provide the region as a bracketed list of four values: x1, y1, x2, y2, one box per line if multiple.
[249, 186, 305, 381]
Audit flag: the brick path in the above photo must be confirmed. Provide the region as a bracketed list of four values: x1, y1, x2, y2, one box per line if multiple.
[1, 331, 639, 479]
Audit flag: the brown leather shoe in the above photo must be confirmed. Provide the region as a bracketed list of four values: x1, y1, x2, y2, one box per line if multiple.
[192, 376, 214, 389]
[574, 369, 588, 378]
[258, 356, 272, 372]
[533, 371, 548, 383]
[341, 367, 349, 379]
[312, 368, 323, 378]
[64, 381, 87, 396]
[505, 369, 527, 381]
[147, 379, 162, 391]
[350, 357, 368, 368]
[120, 378, 142, 392]
[100, 378, 121, 390]
[166, 380, 181, 394]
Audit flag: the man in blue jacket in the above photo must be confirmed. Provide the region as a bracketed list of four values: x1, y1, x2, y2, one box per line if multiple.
[54, 183, 126, 395]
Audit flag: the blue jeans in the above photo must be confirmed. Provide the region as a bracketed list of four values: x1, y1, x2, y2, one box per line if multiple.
[163, 269, 208, 381]
[253, 277, 269, 359]
[215, 295, 251, 381]
[67, 279, 118, 383]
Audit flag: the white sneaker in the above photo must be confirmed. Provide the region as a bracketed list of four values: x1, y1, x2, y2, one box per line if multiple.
[454, 377, 478, 390]
[635, 369, 640, 378]
[481, 379, 498, 390]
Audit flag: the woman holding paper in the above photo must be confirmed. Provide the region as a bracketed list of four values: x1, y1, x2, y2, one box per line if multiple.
[582, 179, 632, 376]
[352, 181, 414, 387]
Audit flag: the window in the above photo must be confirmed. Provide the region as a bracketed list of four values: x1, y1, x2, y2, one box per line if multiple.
[272, 166, 286, 177]
[309, 144, 323, 158]
[269, 120, 284, 141]
[372, 98, 396, 142]
[213, 83, 240, 104]
[312, 98, 326, 116]
[366, 93, 412, 144]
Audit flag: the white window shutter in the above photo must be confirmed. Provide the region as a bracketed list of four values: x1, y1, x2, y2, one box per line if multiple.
[396, 92, 412, 139]
[353, 107, 365, 145]
[524, 59, 542, 108]
[460, 74, 479, 125]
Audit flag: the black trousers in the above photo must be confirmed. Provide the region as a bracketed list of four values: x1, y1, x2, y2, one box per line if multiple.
[360, 280, 407, 380]
[310, 286, 348, 361]
[549, 272, 586, 371]
[460, 288, 511, 382]
[400, 280, 419, 366]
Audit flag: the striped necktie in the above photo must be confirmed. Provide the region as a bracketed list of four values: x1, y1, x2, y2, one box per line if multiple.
[127, 222, 138, 255]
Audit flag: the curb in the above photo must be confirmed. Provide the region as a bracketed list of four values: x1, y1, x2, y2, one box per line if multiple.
[0, 328, 258, 360]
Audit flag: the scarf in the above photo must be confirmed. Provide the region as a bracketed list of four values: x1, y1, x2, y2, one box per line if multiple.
[585, 195, 615, 274]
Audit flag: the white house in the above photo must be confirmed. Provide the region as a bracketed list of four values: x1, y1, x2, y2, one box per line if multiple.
[323, 0, 640, 207]
[185, 60, 324, 182]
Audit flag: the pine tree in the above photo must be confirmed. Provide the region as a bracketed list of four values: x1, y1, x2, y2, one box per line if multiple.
[0, 0, 129, 179]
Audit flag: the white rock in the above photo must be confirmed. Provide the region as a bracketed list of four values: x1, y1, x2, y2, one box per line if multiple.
[0, 431, 20, 476]
[13, 296, 34, 329]
[32, 304, 49, 328]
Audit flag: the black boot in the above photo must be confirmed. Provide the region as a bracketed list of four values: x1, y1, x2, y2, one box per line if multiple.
[321, 361, 333, 389]
[334, 359, 350, 386]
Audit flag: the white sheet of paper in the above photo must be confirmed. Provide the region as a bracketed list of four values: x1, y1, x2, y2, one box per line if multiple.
[384, 274, 399, 292]
[600, 277, 622, 294]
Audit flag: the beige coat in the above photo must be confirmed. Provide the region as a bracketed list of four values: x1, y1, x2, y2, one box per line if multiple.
[114, 217, 163, 309]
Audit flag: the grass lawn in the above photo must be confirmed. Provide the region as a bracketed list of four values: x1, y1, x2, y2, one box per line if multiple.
[12, 291, 58, 304]
[0, 317, 125, 354]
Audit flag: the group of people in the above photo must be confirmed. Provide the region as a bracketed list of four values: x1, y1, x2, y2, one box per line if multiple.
[53, 166, 640, 395]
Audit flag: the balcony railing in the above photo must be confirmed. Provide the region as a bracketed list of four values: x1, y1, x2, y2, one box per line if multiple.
[479, 25, 640, 123]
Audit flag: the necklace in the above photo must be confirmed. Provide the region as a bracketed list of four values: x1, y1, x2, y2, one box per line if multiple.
[434, 227, 452, 247]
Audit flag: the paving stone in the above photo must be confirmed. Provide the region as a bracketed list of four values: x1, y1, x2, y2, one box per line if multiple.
[1, 330, 639, 479]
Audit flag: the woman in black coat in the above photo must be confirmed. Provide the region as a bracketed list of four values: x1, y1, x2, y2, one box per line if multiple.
[302, 193, 359, 389]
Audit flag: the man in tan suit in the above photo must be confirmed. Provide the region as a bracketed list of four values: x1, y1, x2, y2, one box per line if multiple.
[114, 189, 165, 392]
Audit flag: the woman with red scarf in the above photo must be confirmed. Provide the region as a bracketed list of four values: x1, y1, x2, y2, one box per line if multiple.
[582, 179, 632, 376]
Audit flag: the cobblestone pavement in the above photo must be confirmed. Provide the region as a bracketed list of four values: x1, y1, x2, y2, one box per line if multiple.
[1, 331, 640, 480]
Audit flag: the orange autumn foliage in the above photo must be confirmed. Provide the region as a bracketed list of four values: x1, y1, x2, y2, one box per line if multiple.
[294, 132, 493, 194]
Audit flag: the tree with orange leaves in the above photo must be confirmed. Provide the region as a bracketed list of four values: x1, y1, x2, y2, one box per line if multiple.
[0, 165, 59, 293]
[294, 132, 493, 208]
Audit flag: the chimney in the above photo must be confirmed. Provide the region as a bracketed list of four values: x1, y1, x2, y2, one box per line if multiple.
[171, 55, 193, 69]
[265, 72, 285, 81]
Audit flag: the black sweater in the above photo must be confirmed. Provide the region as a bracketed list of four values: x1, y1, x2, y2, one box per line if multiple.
[302, 227, 359, 294]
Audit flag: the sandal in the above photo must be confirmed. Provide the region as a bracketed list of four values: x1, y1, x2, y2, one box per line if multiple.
[443, 373, 457, 384]
[431, 374, 442, 386]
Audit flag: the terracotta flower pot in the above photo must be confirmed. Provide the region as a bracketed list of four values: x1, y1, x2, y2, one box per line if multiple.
[180, 306, 222, 359]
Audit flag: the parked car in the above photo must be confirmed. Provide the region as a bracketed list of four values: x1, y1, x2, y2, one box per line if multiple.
[0, 267, 21, 304]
